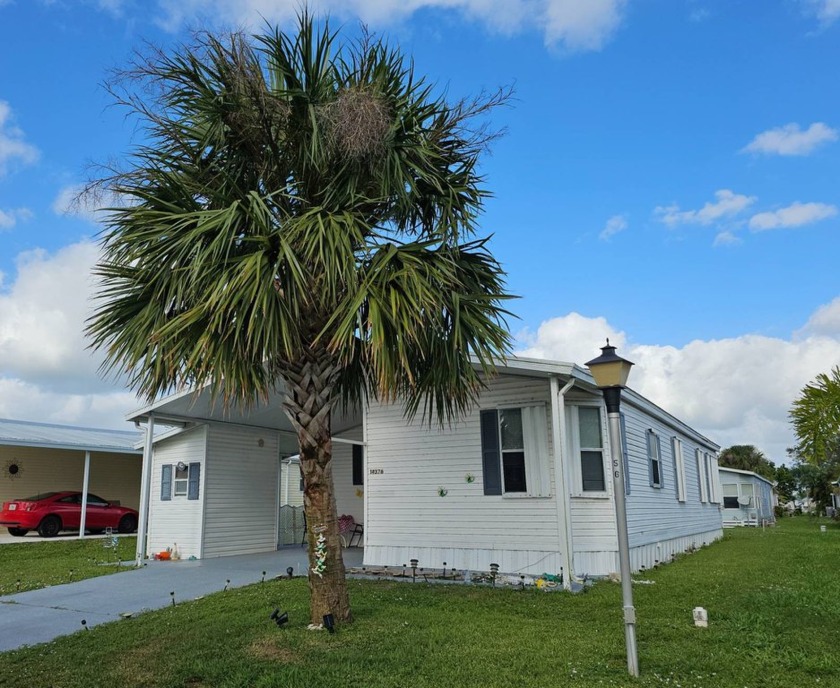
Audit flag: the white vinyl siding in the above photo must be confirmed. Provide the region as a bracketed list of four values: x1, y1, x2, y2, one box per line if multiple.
[147, 426, 207, 560]
[202, 425, 279, 558]
[364, 374, 563, 575]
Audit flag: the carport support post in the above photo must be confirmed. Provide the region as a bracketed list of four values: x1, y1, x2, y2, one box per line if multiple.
[78, 451, 91, 538]
[135, 414, 155, 566]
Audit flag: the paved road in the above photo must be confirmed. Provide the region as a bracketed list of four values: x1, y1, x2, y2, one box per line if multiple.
[0, 547, 363, 652]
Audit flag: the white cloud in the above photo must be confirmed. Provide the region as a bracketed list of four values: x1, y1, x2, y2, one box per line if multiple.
[599, 214, 627, 241]
[742, 122, 838, 157]
[712, 230, 741, 247]
[806, 0, 840, 24]
[516, 307, 840, 462]
[0, 239, 142, 429]
[796, 296, 840, 338]
[151, 0, 627, 52]
[654, 189, 756, 228]
[0, 241, 106, 391]
[748, 201, 837, 231]
[0, 207, 33, 231]
[0, 100, 39, 176]
[542, 0, 627, 51]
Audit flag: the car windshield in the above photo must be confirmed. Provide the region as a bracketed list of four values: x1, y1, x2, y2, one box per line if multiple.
[19, 492, 59, 502]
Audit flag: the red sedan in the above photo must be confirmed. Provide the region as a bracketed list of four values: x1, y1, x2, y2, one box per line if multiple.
[0, 491, 139, 538]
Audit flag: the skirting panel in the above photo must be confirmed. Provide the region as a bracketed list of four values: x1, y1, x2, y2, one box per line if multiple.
[363, 545, 566, 577]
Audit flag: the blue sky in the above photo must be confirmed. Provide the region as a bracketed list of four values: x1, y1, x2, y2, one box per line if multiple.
[1, 0, 839, 461]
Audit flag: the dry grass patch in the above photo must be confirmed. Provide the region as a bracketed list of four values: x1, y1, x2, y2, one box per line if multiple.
[246, 636, 299, 663]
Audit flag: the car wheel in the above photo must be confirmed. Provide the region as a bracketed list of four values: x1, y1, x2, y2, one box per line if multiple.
[7, 527, 29, 537]
[37, 515, 62, 538]
[118, 514, 138, 534]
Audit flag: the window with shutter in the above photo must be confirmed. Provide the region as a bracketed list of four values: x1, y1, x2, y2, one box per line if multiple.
[352, 445, 364, 486]
[187, 462, 200, 500]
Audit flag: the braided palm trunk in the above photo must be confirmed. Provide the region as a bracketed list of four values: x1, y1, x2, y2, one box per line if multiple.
[283, 354, 352, 625]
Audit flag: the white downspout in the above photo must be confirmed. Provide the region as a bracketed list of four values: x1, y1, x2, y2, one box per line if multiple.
[135, 413, 155, 567]
[78, 450, 91, 538]
[551, 376, 576, 591]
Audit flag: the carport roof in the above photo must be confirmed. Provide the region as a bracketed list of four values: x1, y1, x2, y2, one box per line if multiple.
[0, 418, 143, 454]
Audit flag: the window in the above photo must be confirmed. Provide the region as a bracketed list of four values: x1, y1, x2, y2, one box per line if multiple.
[173, 464, 189, 496]
[352, 445, 364, 486]
[161, 462, 201, 501]
[566, 405, 607, 495]
[647, 430, 663, 488]
[722, 483, 739, 509]
[696, 449, 708, 503]
[480, 406, 549, 497]
[672, 437, 687, 502]
[578, 407, 606, 492]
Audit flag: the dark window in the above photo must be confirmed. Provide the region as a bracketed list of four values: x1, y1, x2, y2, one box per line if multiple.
[58, 494, 80, 504]
[723, 496, 739, 509]
[500, 409, 527, 493]
[647, 430, 662, 488]
[480, 410, 502, 496]
[86, 494, 109, 506]
[581, 451, 606, 491]
[352, 445, 364, 486]
[578, 407, 605, 492]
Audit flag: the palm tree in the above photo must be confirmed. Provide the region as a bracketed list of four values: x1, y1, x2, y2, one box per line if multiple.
[790, 367, 840, 466]
[86, 13, 513, 625]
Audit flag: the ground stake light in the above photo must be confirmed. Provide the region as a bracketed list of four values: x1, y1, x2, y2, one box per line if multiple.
[323, 613, 335, 634]
[270, 609, 289, 627]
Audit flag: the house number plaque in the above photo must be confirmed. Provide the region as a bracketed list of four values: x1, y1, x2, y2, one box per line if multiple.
[369, 468, 384, 475]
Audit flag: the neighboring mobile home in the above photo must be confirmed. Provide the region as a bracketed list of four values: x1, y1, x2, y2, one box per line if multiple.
[129, 356, 723, 581]
[0, 418, 142, 516]
[718, 467, 776, 527]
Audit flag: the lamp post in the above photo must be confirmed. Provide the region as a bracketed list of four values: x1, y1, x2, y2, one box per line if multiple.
[585, 340, 639, 677]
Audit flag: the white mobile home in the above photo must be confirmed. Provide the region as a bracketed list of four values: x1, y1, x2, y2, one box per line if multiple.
[718, 467, 776, 527]
[129, 356, 722, 580]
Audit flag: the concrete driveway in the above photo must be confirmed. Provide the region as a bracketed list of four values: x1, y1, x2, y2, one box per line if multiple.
[0, 546, 363, 652]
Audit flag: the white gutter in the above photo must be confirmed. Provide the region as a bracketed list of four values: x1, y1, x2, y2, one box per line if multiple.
[550, 376, 576, 591]
[135, 414, 155, 566]
[78, 451, 91, 539]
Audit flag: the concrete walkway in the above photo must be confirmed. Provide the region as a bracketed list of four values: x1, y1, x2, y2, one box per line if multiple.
[0, 547, 363, 652]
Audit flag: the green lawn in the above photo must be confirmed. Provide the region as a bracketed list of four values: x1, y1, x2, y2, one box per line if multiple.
[0, 536, 137, 596]
[1, 519, 838, 688]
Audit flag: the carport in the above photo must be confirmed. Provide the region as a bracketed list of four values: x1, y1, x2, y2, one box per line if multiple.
[0, 418, 142, 537]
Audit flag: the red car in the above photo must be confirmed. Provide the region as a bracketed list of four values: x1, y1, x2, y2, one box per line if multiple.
[0, 491, 139, 538]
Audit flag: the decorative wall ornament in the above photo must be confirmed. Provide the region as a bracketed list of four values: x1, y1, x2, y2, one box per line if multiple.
[5, 460, 22, 480]
[312, 532, 327, 578]
[437, 486, 448, 497]
[464, 473, 475, 484]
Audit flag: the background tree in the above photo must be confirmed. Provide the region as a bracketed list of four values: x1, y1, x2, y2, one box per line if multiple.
[87, 14, 513, 625]
[789, 368, 840, 515]
[773, 464, 797, 505]
[718, 444, 776, 480]
[790, 366, 840, 466]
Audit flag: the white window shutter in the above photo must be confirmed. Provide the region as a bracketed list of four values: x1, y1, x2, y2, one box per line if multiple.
[522, 406, 550, 497]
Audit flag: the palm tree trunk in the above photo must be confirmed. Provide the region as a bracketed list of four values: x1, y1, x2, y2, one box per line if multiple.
[283, 354, 352, 625]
